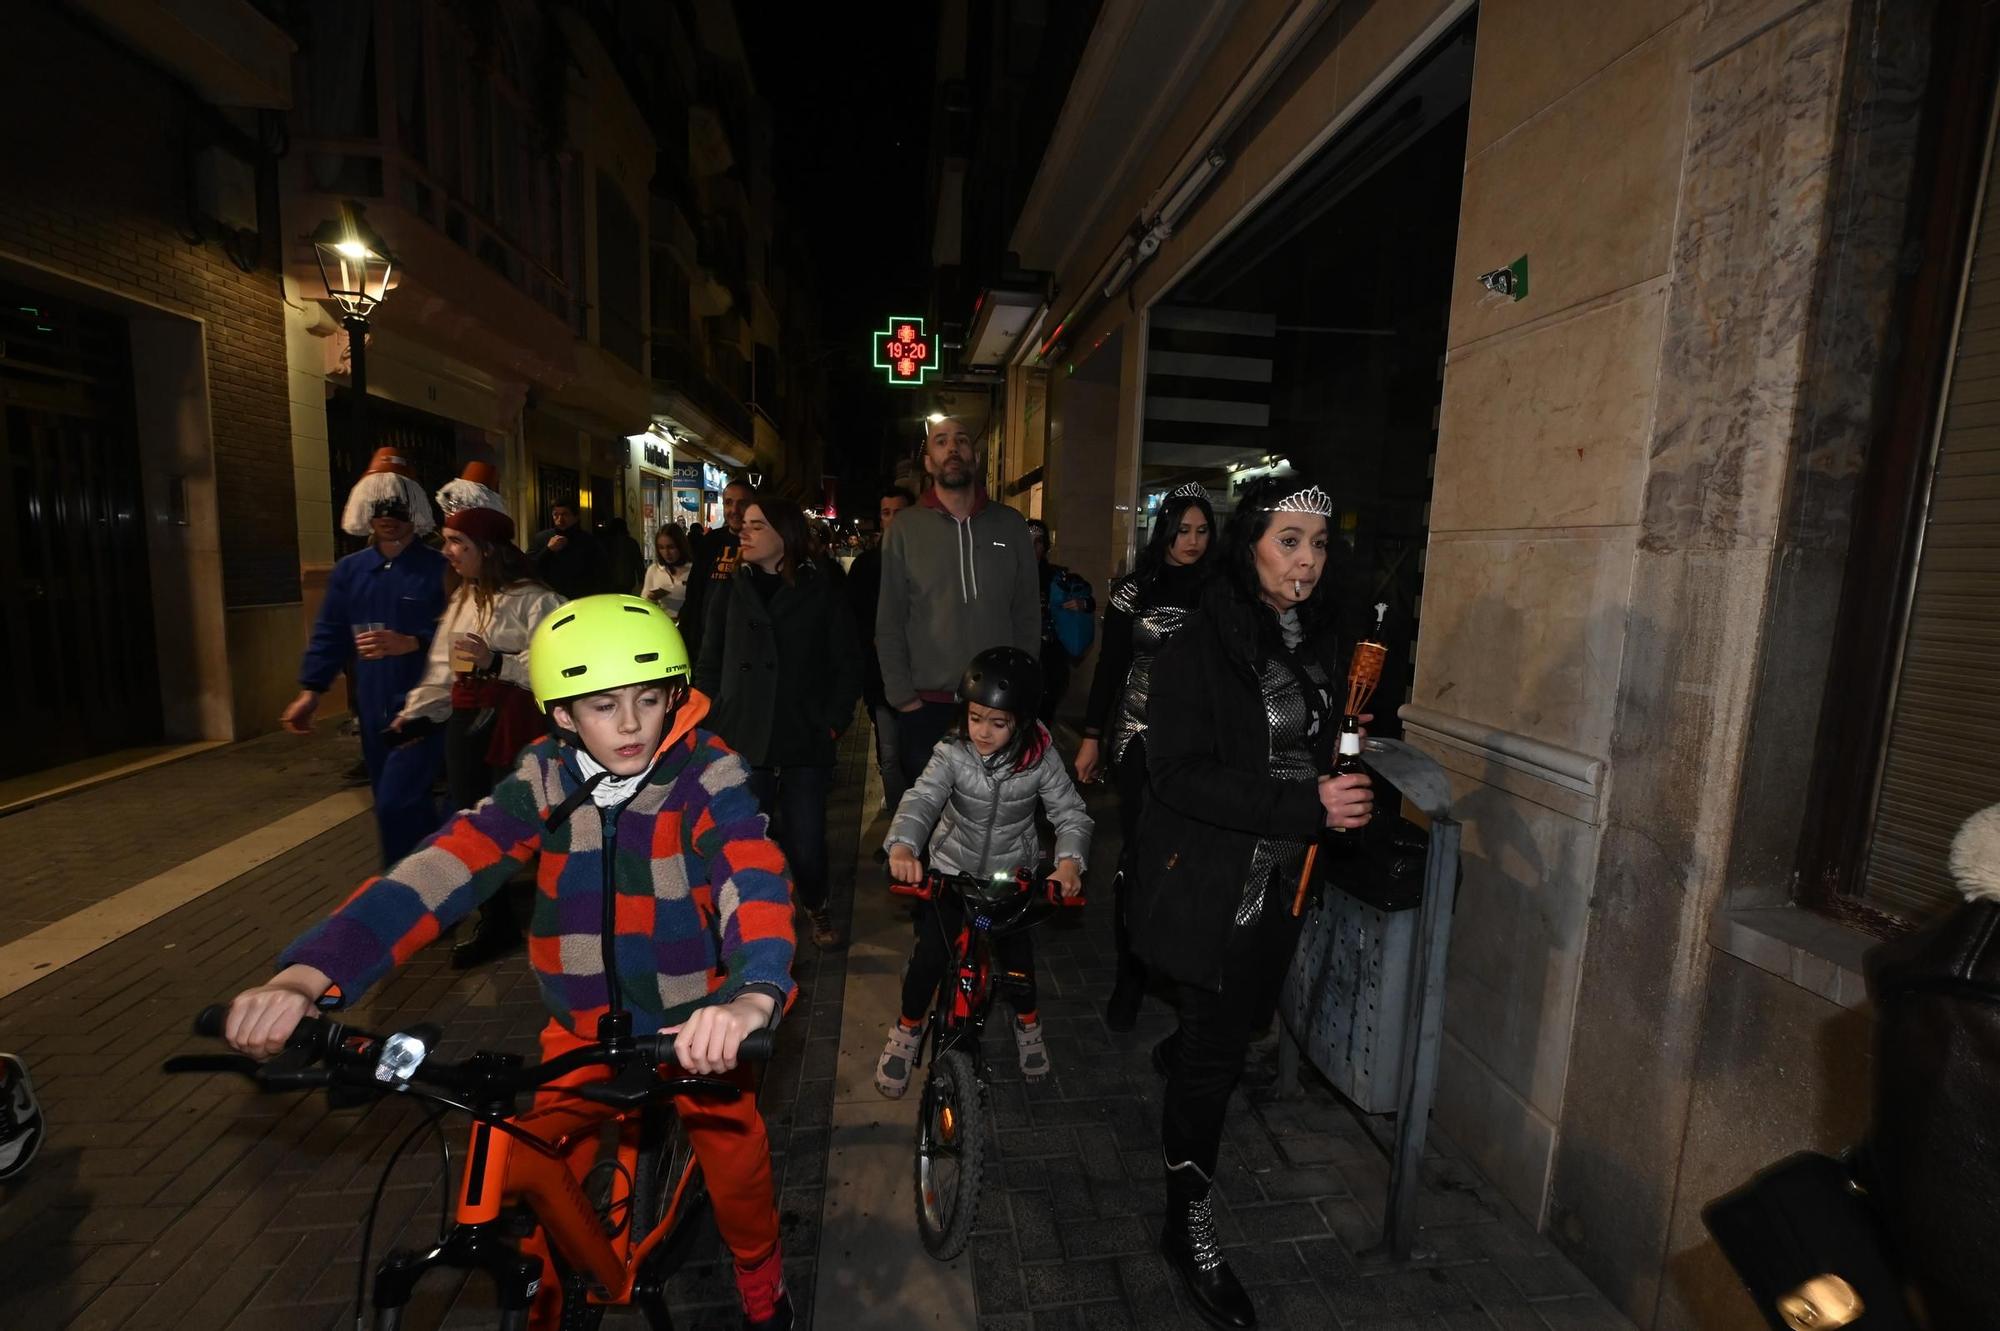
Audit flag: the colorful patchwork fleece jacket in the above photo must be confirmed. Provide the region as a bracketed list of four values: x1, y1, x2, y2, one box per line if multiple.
[281, 692, 796, 1034]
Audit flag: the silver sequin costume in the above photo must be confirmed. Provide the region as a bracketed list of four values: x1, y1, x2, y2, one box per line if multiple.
[1234, 646, 1329, 926]
[1106, 575, 1199, 766]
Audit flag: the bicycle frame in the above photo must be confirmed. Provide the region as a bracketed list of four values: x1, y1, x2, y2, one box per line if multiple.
[372, 1090, 696, 1322]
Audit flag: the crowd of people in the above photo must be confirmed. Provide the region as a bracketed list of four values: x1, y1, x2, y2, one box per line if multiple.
[233, 418, 1372, 1330]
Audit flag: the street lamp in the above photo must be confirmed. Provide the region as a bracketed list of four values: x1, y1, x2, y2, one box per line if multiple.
[313, 202, 395, 453]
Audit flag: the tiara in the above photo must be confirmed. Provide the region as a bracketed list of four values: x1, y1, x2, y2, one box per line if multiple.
[1265, 484, 1334, 517]
[1168, 482, 1211, 502]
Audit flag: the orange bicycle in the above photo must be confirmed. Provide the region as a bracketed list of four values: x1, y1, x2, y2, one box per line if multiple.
[166, 1005, 772, 1330]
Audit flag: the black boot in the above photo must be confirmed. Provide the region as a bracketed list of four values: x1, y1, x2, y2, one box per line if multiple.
[1161, 1157, 1256, 1328]
[450, 903, 521, 970]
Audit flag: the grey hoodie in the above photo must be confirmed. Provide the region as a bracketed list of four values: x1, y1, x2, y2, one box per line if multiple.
[875, 489, 1041, 706]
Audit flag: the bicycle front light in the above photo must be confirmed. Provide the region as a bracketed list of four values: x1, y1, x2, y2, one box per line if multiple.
[374, 1031, 431, 1084]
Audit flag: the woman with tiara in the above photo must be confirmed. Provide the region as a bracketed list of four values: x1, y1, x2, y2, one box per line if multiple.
[1126, 473, 1373, 1328]
[1073, 481, 1217, 1031]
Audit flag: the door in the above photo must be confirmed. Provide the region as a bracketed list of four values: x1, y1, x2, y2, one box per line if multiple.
[0, 283, 161, 777]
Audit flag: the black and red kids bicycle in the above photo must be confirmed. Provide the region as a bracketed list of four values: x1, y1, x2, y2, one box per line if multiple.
[888, 867, 1083, 1259]
[167, 1005, 771, 1330]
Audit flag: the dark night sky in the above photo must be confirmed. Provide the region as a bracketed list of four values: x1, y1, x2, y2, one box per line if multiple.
[736, 4, 939, 488]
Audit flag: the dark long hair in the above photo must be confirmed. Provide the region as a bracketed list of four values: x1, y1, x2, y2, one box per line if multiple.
[746, 493, 812, 582]
[1216, 473, 1344, 637]
[1134, 491, 1218, 580]
[653, 522, 690, 568]
[444, 531, 545, 604]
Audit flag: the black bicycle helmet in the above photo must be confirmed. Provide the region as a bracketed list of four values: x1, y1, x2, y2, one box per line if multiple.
[958, 646, 1042, 718]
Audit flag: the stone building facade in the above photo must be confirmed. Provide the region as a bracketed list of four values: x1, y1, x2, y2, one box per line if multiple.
[947, 0, 1967, 1325]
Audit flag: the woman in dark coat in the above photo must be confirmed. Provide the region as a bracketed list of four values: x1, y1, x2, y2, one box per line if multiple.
[1074, 482, 1216, 1030]
[696, 494, 862, 949]
[1127, 473, 1373, 1328]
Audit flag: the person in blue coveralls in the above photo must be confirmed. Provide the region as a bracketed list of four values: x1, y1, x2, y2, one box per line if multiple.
[280, 446, 449, 865]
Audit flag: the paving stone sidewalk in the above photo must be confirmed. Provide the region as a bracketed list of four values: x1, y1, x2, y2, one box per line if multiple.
[0, 721, 361, 945]
[0, 726, 865, 1330]
[957, 779, 1635, 1331]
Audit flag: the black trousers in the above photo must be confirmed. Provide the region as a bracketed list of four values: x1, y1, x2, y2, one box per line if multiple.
[1161, 886, 1304, 1177]
[901, 890, 1038, 1026]
[445, 708, 500, 813]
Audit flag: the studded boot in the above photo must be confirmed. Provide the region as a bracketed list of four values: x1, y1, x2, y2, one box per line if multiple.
[1161, 1156, 1256, 1328]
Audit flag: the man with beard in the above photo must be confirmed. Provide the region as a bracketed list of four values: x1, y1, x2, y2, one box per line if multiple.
[680, 477, 752, 659]
[283, 447, 448, 865]
[876, 416, 1041, 785]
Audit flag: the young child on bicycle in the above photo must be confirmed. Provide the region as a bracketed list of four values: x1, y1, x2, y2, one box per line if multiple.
[222, 595, 798, 1331]
[877, 646, 1093, 1096]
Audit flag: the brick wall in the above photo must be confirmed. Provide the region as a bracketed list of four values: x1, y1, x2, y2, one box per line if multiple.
[0, 5, 299, 608]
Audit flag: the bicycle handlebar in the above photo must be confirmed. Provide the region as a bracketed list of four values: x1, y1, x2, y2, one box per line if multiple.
[888, 869, 1086, 908]
[176, 1004, 775, 1112]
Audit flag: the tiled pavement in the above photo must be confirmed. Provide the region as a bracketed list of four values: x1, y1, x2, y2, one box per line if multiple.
[951, 779, 1635, 1331]
[0, 722, 361, 945]
[0, 726, 863, 1331]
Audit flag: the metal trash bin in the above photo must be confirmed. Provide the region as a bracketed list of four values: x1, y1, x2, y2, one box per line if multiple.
[1278, 861, 1418, 1115]
[1275, 736, 1461, 1258]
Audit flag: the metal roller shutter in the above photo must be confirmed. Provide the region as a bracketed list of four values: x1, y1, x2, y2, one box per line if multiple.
[1862, 146, 2000, 920]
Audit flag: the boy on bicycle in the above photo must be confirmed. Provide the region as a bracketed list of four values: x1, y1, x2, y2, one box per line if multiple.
[224, 595, 798, 1331]
[877, 646, 1093, 1095]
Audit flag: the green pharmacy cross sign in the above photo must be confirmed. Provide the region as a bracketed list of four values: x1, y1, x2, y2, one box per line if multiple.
[871, 316, 936, 387]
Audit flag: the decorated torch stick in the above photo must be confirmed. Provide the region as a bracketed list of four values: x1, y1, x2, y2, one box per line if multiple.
[1293, 603, 1390, 916]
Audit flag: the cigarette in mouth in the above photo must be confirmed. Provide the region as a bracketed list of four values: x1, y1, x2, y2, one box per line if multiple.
[1293, 580, 1303, 599]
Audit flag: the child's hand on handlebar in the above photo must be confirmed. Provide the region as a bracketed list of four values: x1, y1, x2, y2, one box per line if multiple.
[887, 844, 923, 884]
[1051, 859, 1083, 901]
[225, 964, 333, 1059]
[670, 993, 776, 1074]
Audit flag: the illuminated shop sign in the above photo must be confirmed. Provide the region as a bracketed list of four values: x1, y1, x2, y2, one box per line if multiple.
[871, 316, 936, 387]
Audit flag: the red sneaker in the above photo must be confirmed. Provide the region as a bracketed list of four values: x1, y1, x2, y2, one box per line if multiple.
[735, 1243, 794, 1331]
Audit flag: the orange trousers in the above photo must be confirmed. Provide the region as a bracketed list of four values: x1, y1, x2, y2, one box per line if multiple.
[522, 1020, 780, 1285]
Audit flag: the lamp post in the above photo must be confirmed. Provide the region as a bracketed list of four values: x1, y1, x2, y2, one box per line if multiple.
[312, 203, 395, 455]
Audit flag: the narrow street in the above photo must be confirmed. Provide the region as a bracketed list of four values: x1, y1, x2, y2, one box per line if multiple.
[0, 725, 1627, 1331]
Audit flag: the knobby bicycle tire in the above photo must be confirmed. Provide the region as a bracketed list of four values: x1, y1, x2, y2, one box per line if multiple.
[631, 1102, 709, 1276]
[914, 1049, 987, 1259]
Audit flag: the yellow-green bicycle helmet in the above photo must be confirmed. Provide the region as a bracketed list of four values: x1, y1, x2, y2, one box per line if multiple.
[529, 594, 691, 709]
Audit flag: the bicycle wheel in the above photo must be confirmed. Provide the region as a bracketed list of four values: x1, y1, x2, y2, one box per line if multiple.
[631, 1103, 708, 1272]
[913, 1048, 987, 1259]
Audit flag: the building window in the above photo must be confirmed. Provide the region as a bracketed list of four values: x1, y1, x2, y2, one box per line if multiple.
[596, 171, 644, 370]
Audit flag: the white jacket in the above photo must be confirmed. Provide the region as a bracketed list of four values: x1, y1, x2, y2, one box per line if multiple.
[398, 582, 567, 723]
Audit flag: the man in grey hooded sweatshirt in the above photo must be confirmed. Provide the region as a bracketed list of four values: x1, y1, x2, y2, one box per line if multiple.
[876, 415, 1042, 785]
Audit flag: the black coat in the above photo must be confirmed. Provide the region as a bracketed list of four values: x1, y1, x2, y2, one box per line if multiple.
[679, 528, 739, 659]
[845, 547, 887, 710]
[695, 562, 862, 768]
[1129, 582, 1345, 990]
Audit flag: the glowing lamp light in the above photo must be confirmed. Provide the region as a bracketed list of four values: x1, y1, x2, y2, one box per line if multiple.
[312, 203, 395, 320]
[870, 315, 937, 388]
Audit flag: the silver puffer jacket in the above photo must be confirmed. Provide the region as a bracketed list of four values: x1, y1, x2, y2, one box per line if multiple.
[885, 724, 1093, 876]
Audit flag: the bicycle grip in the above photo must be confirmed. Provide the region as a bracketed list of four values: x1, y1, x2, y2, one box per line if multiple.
[888, 880, 932, 900]
[1045, 881, 1087, 908]
[737, 1027, 777, 1062]
[194, 1004, 231, 1038]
